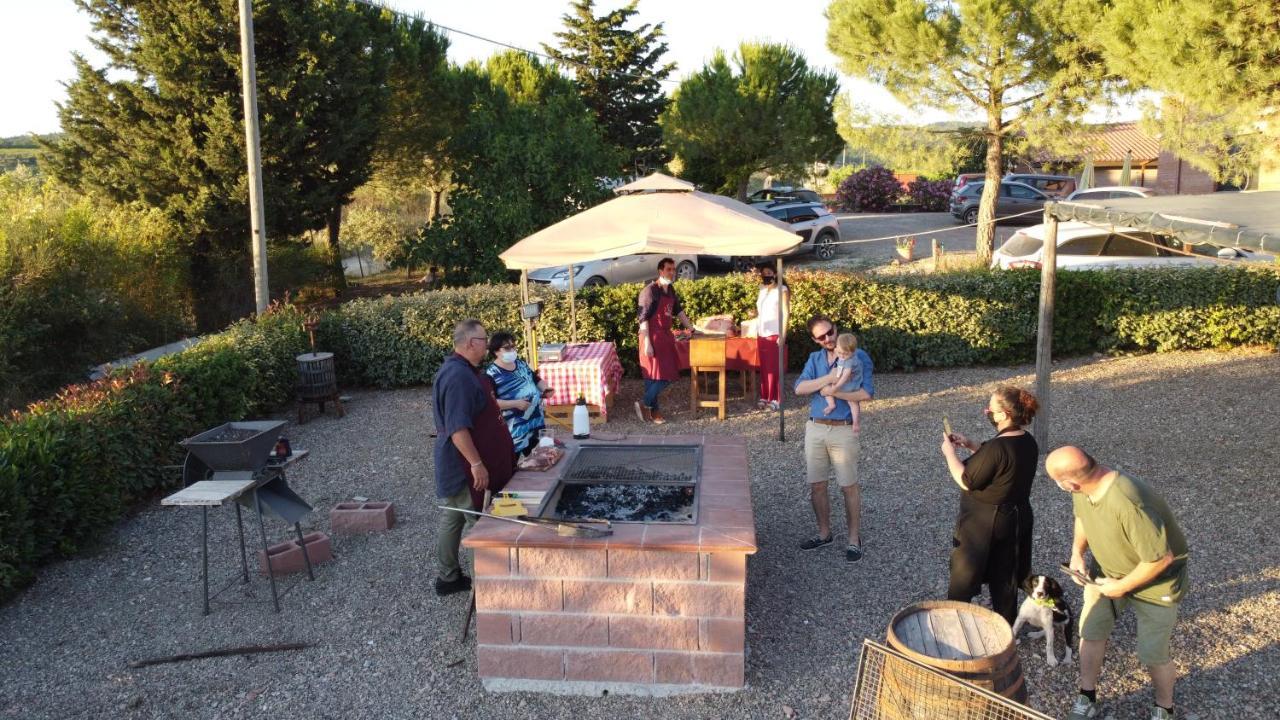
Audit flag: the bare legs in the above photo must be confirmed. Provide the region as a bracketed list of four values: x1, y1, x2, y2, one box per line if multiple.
[809, 480, 861, 544]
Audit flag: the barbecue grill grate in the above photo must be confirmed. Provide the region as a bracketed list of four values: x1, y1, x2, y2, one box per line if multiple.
[563, 446, 698, 483]
[546, 444, 701, 524]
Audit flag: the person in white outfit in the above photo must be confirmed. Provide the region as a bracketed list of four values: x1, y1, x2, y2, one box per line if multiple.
[753, 261, 790, 411]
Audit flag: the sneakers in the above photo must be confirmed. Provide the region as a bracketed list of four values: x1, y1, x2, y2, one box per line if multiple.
[434, 574, 472, 596]
[845, 544, 864, 562]
[650, 409, 667, 425]
[634, 402, 652, 423]
[1150, 706, 1175, 720]
[1067, 693, 1098, 720]
[799, 535, 833, 551]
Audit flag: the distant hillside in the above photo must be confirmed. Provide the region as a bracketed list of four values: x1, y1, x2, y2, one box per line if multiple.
[0, 134, 58, 173]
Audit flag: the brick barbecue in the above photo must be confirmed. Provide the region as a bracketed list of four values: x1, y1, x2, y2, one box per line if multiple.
[462, 434, 756, 696]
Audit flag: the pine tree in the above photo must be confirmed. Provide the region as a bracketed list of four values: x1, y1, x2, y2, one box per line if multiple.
[543, 0, 675, 176]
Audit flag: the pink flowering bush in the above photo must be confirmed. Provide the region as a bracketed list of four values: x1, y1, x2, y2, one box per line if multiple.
[835, 167, 904, 212]
[907, 178, 953, 211]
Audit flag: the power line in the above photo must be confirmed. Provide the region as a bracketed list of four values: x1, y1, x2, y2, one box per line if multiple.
[349, 0, 680, 86]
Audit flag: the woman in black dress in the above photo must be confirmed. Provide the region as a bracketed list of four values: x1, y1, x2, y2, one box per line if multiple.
[939, 386, 1040, 625]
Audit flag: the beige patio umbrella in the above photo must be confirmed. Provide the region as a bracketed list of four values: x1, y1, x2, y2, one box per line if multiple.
[1119, 150, 1133, 186]
[1079, 155, 1095, 191]
[500, 184, 801, 439]
[614, 172, 695, 194]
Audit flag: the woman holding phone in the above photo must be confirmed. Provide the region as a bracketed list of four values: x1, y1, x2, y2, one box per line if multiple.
[938, 386, 1040, 625]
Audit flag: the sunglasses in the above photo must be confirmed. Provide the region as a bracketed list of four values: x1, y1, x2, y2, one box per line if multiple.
[812, 328, 835, 342]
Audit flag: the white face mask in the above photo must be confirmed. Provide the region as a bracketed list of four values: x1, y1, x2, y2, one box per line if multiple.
[657, 275, 672, 286]
[499, 350, 518, 364]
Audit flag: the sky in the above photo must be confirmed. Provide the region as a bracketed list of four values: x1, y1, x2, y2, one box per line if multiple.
[0, 0, 972, 138]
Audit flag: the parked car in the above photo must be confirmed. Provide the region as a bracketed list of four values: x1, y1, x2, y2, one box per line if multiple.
[1065, 186, 1158, 201]
[991, 221, 1269, 270]
[949, 181, 1049, 225]
[700, 200, 841, 271]
[748, 186, 823, 205]
[952, 172, 985, 190]
[528, 253, 698, 290]
[1003, 173, 1077, 198]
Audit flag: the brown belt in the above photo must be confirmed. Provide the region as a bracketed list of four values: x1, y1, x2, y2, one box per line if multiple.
[809, 418, 853, 426]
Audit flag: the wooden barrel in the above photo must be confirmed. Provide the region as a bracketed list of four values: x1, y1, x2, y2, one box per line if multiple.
[886, 600, 1026, 704]
[296, 352, 337, 400]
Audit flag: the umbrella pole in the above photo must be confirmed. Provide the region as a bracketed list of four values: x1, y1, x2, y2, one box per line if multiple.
[776, 257, 786, 442]
[568, 264, 577, 344]
[521, 270, 537, 371]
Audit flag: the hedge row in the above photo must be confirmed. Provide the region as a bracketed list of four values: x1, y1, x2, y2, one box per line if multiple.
[2, 267, 1278, 600]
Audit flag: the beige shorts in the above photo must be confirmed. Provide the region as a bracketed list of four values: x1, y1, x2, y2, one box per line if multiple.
[804, 421, 860, 488]
[1080, 585, 1179, 666]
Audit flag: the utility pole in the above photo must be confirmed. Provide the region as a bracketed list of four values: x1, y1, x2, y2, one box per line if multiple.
[238, 0, 270, 314]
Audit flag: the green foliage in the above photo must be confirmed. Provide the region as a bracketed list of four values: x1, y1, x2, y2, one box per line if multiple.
[661, 43, 843, 200]
[835, 99, 969, 178]
[543, 0, 676, 175]
[414, 53, 620, 286]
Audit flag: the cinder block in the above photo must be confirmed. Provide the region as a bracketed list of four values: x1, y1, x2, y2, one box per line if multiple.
[521, 614, 608, 647]
[562, 580, 653, 614]
[258, 532, 332, 576]
[564, 649, 654, 683]
[609, 616, 698, 650]
[478, 646, 564, 680]
[608, 549, 699, 580]
[330, 501, 396, 534]
[474, 578, 563, 611]
[699, 618, 745, 653]
[653, 582, 743, 618]
[518, 547, 607, 578]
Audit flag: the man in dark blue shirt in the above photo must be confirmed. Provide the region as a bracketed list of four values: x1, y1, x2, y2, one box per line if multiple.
[433, 319, 514, 596]
[793, 315, 874, 562]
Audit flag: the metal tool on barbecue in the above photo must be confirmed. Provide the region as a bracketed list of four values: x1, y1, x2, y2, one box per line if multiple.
[440, 506, 613, 538]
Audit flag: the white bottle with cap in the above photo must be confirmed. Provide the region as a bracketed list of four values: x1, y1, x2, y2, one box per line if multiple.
[572, 395, 591, 439]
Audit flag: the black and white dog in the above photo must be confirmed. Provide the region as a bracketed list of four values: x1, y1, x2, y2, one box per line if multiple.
[1011, 575, 1075, 666]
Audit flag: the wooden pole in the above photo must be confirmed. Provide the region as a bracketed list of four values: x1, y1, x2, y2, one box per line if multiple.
[1034, 211, 1059, 450]
[237, 0, 270, 314]
[567, 264, 577, 343]
[521, 270, 537, 371]
[776, 257, 786, 442]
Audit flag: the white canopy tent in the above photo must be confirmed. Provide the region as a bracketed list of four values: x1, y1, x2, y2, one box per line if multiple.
[499, 173, 802, 438]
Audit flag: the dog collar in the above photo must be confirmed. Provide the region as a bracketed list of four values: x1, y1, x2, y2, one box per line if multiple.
[1032, 597, 1056, 608]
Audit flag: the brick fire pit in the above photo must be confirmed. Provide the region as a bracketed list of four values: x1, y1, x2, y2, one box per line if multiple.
[462, 435, 756, 696]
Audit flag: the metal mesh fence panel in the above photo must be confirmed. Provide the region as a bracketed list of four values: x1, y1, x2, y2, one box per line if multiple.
[849, 641, 1053, 720]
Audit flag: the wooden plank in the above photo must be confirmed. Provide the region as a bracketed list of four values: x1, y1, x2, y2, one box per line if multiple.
[896, 614, 924, 654]
[957, 605, 990, 658]
[162, 478, 256, 506]
[940, 608, 976, 660]
[917, 610, 942, 660]
[975, 609, 1007, 655]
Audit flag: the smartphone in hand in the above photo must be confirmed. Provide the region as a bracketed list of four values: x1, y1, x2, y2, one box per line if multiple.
[943, 416, 953, 438]
[1059, 562, 1098, 586]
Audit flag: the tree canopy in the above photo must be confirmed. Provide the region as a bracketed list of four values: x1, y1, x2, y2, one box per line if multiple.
[544, 0, 675, 176]
[662, 42, 842, 200]
[826, 0, 1107, 262]
[415, 52, 620, 285]
[835, 98, 971, 178]
[46, 0, 423, 328]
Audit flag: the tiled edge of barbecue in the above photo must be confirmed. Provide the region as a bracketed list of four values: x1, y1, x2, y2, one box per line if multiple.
[461, 434, 757, 696]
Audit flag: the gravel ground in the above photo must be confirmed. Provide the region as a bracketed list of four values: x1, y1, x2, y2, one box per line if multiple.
[2, 348, 1277, 719]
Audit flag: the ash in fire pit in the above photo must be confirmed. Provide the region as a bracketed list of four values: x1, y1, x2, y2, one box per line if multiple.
[555, 483, 695, 523]
[543, 444, 701, 524]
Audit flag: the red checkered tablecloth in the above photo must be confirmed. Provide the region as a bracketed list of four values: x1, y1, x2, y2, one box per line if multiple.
[538, 342, 624, 418]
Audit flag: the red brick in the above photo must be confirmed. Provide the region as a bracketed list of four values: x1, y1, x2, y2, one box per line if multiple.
[477, 646, 563, 680]
[520, 614, 608, 647]
[610, 616, 698, 650]
[475, 612, 516, 645]
[653, 582, 743, 618]
[640, 525, 701, 550]
[518, 547, 607, 578]
[705, 552, 747, 582]
[474, 578, 562, 611]
[608, 549, 699, 580]
[694, 653, 745, 687]
[653, 651, 695, 684]
[474, 547, 511, 577]
[699, 618, 745, 653]
[257, 532, 332, 576]
[329, 502, 395, 533]
[564, 649, 653, 683]
[563, 580, 652, 614]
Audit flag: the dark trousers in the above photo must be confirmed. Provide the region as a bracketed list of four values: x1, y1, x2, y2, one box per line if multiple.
[948, 501, 1031, 625]
[642, 379, 671, 410]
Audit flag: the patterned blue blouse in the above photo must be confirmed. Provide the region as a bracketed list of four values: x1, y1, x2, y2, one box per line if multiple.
[484, 359, 545, 453]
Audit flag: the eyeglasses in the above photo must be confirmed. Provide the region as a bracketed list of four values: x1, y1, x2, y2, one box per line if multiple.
[811, 328, 835, 342]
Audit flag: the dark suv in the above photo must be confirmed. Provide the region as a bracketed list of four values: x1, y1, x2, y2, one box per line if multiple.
[949, 181, 1049, 225]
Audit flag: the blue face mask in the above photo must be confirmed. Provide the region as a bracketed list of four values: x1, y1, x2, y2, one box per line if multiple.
[499, 351, 518, 364]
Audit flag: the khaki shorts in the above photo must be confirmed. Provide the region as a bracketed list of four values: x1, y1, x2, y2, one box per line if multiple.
[1080, 585, 1179, 666]
[804, 421, 860, 488]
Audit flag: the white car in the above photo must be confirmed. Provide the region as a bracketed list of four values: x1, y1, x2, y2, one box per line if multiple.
[528, 253, 698, 290]
[991, 222, 1267, 270]
[1065, 186, 1158, 202]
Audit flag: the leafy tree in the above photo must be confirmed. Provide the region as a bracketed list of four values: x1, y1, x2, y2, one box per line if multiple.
[662, 42, 842, 200]
[835, 98, 969, 178]
[415, 52, 620, 285]
[826, 0, 1108, 263]
[543, 0, 676, 176]
[45, 0, 407, 328]
[1095, 0, 1280, 186]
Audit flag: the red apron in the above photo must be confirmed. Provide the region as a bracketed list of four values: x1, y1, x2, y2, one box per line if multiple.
[467, 386, 516, 510]
[638, 289, 680, 381]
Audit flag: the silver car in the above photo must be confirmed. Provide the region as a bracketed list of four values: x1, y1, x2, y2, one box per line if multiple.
[527, 254, 698, 290]
[991, 222, 1268, 270]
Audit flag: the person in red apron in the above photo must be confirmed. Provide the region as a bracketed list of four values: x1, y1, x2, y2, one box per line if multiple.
[432, 319, 515, 596]
[636, 257, 693, 424]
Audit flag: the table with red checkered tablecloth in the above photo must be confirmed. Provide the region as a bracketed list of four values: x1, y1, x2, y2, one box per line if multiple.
[538, 341, 624, 419]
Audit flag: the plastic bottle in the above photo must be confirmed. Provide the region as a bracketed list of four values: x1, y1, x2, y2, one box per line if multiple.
[572, 396, 591, 439]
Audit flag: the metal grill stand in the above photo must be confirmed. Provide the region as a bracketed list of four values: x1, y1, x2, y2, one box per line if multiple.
[163, 421, 317, 614]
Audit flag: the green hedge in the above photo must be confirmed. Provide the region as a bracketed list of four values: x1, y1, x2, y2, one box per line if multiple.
[2, 267, 1278, 600]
